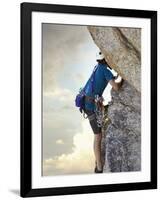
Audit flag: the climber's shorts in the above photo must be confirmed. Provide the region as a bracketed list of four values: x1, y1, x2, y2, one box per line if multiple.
[84, 110, 102, 134]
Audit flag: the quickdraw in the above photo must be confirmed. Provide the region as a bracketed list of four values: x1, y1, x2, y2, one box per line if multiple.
[94, 95, 105, 127]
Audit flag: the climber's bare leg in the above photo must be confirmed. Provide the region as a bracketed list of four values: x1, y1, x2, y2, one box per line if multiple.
[94, 133, 103, 171]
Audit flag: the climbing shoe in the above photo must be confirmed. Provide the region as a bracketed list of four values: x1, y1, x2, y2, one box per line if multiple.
[94, 161, 103, 173]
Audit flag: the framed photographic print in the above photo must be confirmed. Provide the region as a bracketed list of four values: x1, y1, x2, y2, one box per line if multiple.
[20, 2, 157, 197]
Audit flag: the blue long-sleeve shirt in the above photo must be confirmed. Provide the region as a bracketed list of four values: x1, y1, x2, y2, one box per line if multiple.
[84, 63, 114, 111]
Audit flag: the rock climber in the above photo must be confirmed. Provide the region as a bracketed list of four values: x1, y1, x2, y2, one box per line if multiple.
[83, 51, 123, 173]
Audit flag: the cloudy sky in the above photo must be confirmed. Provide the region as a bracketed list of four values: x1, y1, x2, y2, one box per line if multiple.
[42, 23, 112, 176]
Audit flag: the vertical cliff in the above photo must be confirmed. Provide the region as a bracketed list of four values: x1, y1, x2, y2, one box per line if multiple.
[88, 26, 141, 172]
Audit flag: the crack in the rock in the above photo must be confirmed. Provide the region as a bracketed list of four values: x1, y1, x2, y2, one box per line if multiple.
[114, 28, 141, 61]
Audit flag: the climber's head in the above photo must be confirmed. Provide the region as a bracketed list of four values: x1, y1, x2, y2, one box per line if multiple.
[96, 51, 112, 69]
[96, 51, 104, 61]
[96, 51, 107, 64]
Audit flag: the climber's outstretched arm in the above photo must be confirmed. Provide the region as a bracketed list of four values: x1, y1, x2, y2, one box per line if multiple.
[109, 78, 124, 91]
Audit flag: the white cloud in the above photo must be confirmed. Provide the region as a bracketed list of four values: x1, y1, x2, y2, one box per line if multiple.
[43, 119, 95, 176]
[44, 87, 74, 102]
[56, 139, 64, 145]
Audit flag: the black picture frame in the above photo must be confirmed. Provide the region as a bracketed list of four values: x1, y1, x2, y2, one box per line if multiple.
[20, 2, 157, 198]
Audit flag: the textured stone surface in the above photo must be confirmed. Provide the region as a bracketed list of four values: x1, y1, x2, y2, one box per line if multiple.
[88, 26, 141, 92]
[88, 26, 141, 172]
[104, 81, 141, 172]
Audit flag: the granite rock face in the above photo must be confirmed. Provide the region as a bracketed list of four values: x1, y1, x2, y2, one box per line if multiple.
[103, 81, 141, 172]
[88, 26, 141, 92]
[88, 26, 141, 172]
